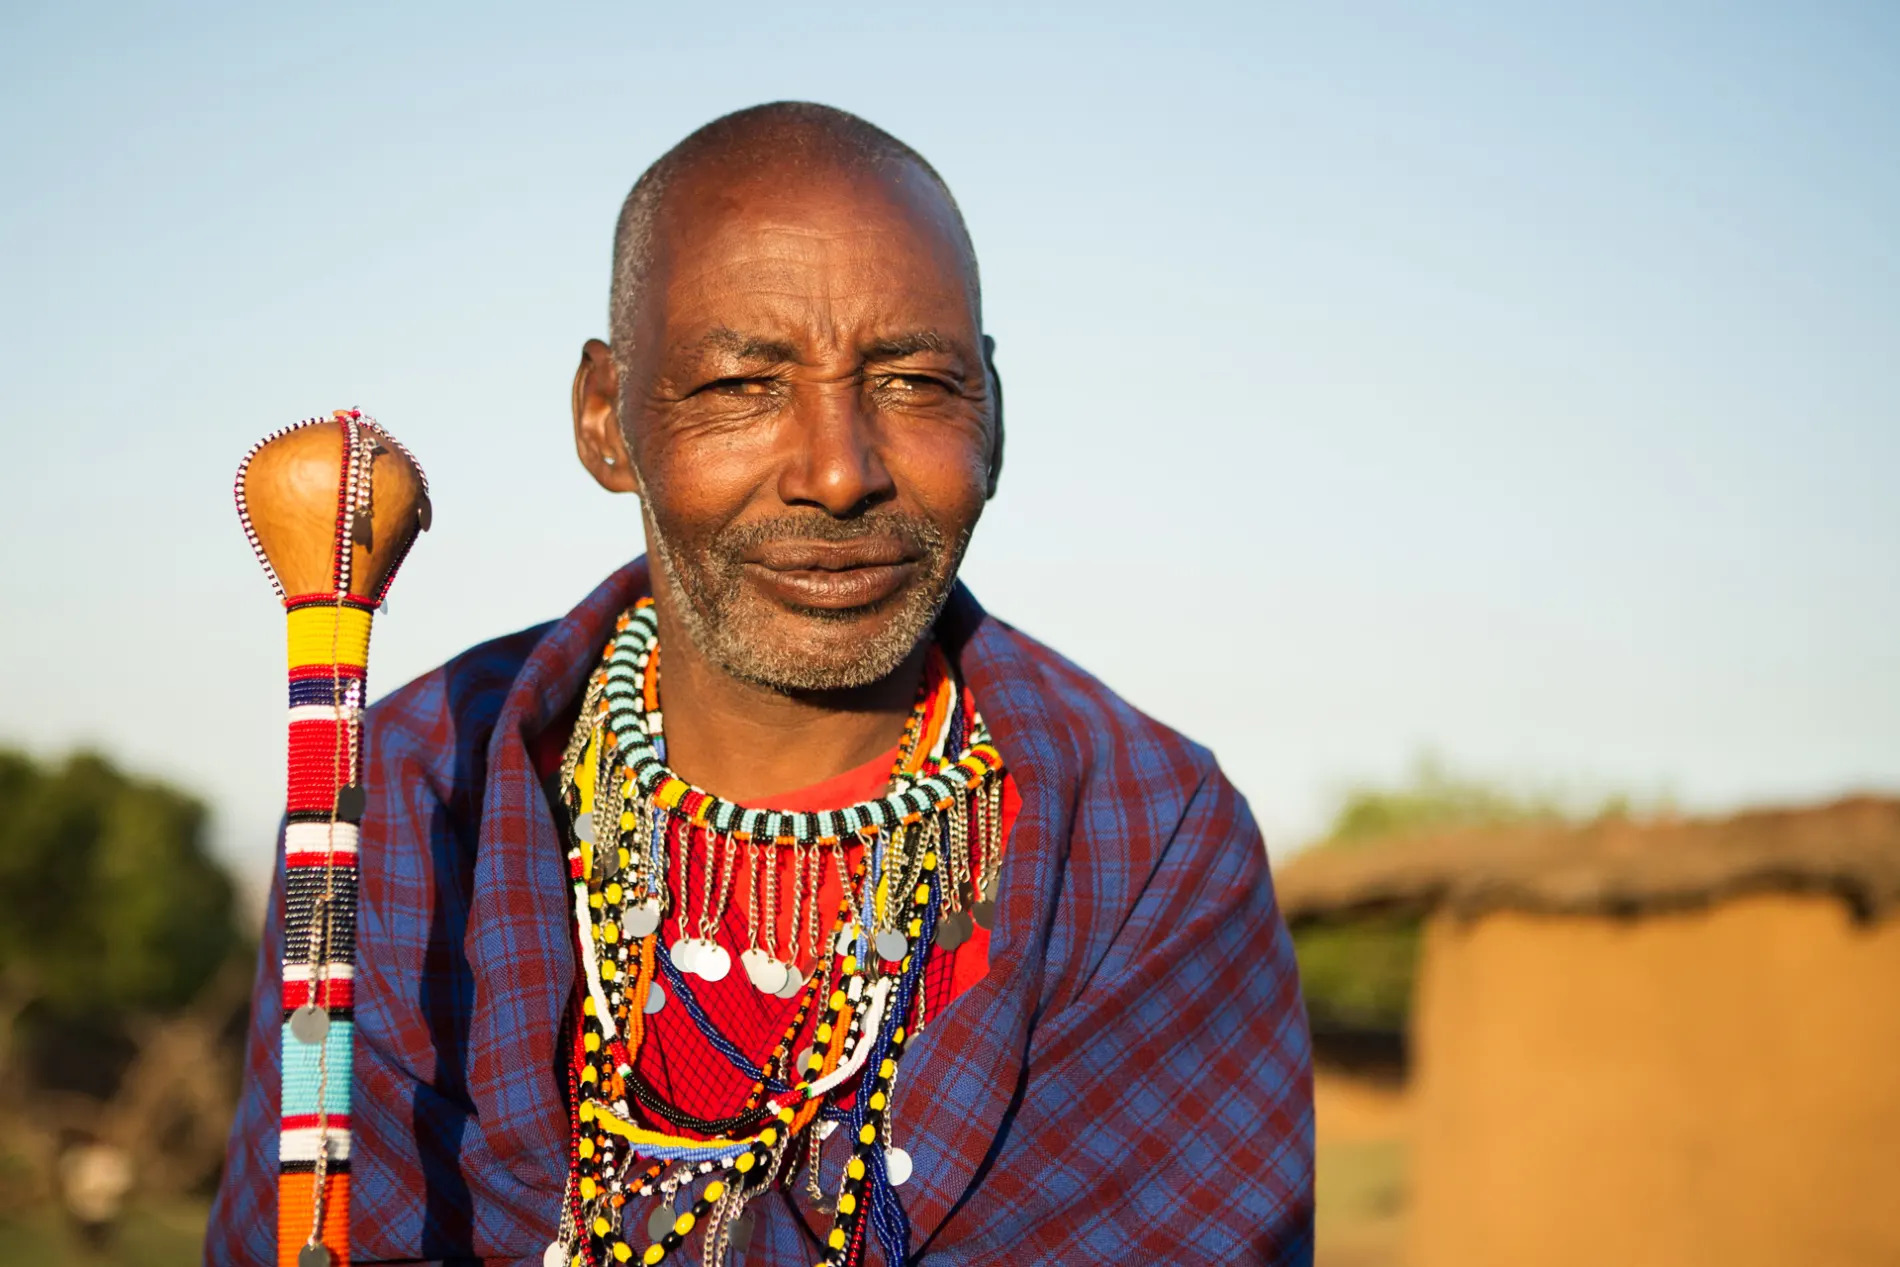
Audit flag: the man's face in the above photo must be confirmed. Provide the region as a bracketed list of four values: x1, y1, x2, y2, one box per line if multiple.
[607, 160, 995, 692]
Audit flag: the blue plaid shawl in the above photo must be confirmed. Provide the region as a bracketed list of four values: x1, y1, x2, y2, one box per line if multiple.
[210, 559, 1314, 1265]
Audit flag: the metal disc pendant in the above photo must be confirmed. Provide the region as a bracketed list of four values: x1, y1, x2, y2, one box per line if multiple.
[730, 1208, 755, 1251]
[835, 927, 857, 957]
[886, 1146, 913, 1187]
[697, 941, 731, 983]
[542, 1241, 565, 1267]
[644, 981, 666, 1015]
[670, 937, 699, 974]
[573, 814, 595, 844]
[775, 965, 805, 998]
[795, 1045, 816, 1076]
[622, 900, 661, 940]
[972, 899, 997, 929]
[290, 1004, 329, 1045]
[754, 957, 786, 993]
[334, 783, 366, 822]
[599, 842, 622, 879]
[741, 948, 786, 994]
[739, 946, 766, 983]
[936, 909, 972, 950]
[875, 929, 909, 962]
[647, 1204, 674, 1241]
[298, 1245, 333, 1267]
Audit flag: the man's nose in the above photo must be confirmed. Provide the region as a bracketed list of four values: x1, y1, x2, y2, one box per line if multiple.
[775, 381, 895, 517]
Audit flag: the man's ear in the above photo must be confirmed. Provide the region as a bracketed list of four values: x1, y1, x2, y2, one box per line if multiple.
[574, 338, 640, 493]
[982, 334, 1005, 500]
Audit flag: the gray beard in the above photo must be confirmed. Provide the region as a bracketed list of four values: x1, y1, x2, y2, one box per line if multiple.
[641, 502, 969, 694]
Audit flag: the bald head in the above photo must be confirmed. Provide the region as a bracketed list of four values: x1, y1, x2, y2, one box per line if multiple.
[573, 102, 1002, 696]
[608, 102, 980, 368]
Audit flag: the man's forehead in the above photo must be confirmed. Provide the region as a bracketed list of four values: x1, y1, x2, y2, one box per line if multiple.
[643, 159, 976, 309]
[631, 225, 973, 370]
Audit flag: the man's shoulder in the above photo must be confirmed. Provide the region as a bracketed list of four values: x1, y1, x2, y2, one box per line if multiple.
[364, 619, 557, 761]
[971, 614, 1223, 793]
[974, 614, 1264, 899]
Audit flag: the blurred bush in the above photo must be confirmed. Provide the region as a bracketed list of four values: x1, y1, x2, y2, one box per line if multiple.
[1295, 916, 1422, 1034]
[0, 750, 238, 1024]
[0, 747, 250, 1240]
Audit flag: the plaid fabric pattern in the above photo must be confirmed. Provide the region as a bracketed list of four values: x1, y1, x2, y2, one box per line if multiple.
[209, 558, 1314, 1265]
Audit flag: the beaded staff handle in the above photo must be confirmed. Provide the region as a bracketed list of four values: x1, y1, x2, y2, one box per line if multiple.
[235, 409, 430, 1267]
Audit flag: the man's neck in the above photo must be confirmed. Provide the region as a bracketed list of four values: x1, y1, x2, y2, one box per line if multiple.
[650, 607, 927, 805]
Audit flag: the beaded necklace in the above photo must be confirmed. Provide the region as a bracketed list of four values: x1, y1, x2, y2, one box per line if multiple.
[549, 599, 1006, 1267]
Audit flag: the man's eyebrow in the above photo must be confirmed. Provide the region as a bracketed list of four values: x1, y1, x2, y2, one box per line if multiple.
[690, 327, 800, 362]
[863, 331, 961, 360]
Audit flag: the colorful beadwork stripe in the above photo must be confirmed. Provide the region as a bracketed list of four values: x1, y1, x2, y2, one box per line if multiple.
[276, 1172, 349, 1267]
[277, 593, 370, 1267]
[280, 1018, 356, 1116]
[287, 603, 374, 669]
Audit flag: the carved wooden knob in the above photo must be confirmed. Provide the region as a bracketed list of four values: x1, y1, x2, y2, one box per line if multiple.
[237, 412, 430, 602]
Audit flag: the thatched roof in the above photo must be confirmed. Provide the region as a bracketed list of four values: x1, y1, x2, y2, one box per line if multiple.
[1274, 794, 1900, 926]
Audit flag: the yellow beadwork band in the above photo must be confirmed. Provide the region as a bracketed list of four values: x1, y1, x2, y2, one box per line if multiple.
[583, 1099, 762, 1153]
[287, 604, 373, 670]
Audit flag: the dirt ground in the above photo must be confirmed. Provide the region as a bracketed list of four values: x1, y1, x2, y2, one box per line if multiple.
[0, 1201, 207, 1265]
[1315, 1068, 1411, 1267]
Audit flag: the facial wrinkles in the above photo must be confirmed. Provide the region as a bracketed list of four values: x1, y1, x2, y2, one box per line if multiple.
[638, 194, 977, 393]
[628, 395, 981, 694]
[624, 165, 988, 693]
[668, 212, 968, 330]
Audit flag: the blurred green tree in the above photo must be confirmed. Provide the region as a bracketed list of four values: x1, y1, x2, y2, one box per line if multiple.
[0, 749, 239, 1059]
[1324, 754, 1574, 848]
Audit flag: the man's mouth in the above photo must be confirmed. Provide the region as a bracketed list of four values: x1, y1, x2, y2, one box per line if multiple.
[742, 538, 920, 610]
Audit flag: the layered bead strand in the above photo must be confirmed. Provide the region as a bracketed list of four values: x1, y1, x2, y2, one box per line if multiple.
[550, 599, 1007, 1267]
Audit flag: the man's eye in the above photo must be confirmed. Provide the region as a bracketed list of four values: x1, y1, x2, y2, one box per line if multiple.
[883, 375, 949, 395]
[704, 377, 773, 396]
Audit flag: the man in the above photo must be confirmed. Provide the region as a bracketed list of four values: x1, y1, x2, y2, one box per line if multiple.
[212, 102, 1313, 1266]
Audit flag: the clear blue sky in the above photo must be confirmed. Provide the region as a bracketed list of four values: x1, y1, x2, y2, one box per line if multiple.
[3, 1, 1896, 891]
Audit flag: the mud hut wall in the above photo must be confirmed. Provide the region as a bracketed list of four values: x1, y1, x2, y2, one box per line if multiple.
[1407, 894, 1900, 1267]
